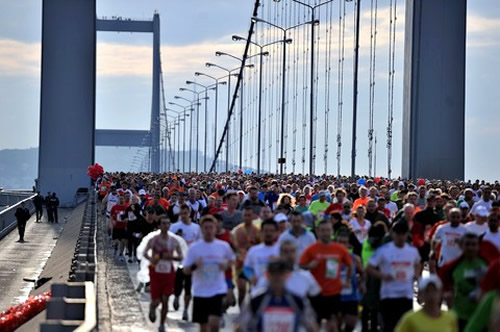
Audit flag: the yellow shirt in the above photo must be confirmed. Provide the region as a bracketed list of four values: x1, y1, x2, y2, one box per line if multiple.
[395, 309, 458, 332]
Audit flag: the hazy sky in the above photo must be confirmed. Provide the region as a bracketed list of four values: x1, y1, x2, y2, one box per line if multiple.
[0, 0, 499, 180]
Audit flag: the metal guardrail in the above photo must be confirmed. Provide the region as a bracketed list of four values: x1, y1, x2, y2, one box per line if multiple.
[0, 193, 36, 240]
[40, 282, 96, 332]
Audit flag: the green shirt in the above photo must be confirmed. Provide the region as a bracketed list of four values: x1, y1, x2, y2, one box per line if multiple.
[308, 200, 329, 216]
[464, 291, 500, 332]
[452, 258, 488, 320]
[295, 205, 309, 214]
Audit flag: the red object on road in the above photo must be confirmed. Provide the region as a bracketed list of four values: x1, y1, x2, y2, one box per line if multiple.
[0, 292, 51, 332]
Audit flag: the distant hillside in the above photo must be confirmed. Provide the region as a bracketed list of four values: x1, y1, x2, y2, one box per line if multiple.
[0, 148, 38, 189]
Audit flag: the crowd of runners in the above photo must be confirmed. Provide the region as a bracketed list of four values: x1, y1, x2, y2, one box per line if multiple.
[98, 172, 500, 332]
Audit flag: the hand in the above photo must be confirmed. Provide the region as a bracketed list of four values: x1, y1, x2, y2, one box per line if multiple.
[161, 252, 173, 260]
[308, 260, 320, 269]
[382, 273, 394, 282]
[148, 255, 160, 265]
[219, 260, 228, 271]
[196, 257, 203, 268]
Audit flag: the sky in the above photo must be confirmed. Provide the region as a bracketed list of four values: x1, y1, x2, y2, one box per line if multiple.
[0, 0, 499, 181]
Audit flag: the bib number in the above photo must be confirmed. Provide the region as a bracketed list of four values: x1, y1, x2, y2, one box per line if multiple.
[263, 308, 295, 332]
[201, 262, 219, 282]
[155, 260, 172, 274]
[326, 258, 339, 279]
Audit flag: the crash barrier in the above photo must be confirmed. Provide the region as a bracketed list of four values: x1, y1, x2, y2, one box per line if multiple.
[40, 282, 96, 332]
[69, 190, 97, 283]
[0, 192, 36, 240]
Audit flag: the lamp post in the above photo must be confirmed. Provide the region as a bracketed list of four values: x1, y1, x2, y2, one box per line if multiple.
[168, 102, 197, 172]
[273, 0, 332, 175]
[186, 80, 226, 173]
[205, 62, 254, 172]
[251, 17, 316, 174]
[178, 89, 209, 173]
[232, 34, 293, 174]
[194, 72, 229, 173]
[165, 111, 182, 171]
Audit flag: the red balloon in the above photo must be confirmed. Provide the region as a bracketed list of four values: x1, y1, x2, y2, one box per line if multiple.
[418, 178, 425, 186]
[374, 177, 380, 184]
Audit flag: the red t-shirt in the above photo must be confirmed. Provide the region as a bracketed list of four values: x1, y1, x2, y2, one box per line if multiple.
[300, 241, 352, 296]
[111, 203, 130, 230]
[325, 202, 343, 215]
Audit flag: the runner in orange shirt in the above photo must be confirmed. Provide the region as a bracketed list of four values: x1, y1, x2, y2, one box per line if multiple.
[300, 219, 352, 332]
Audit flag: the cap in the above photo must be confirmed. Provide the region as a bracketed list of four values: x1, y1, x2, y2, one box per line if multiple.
[319, 191, 327, 197]
[273, 213, 288, 223]
[418, 274, 442, 291]
[302, 211, 315, 228]
[475, 206, 489, 217]
[459, 201, 469, 209]
[117, 189, 124, 196]
[138, 189, 147, 195]
[398, 181, 405, 187]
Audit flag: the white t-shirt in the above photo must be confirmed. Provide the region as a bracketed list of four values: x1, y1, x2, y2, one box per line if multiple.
[277, 228, 317, 258]
[368, 242, 420, 300]
[349, 219, 372, 244]
[244, 243, 279, 287]
[252, 268, 321, 298]
[433, 223, 467, 267]
[183, 239, 235, 298]
[385, 201, 398, 218]
[106, 193, 119, 214]
[483, 230, 500, 250]
[470, 199, 493, 215]
[186, 200, 202, 220]
[170, 221, 201, 246]
[464, 222, 489, 236]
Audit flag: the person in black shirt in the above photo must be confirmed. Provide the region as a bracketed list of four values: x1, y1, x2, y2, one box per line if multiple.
[15, 202, 30, 242]
[33, 192, 44, 222]
[365, 199, 390, 229]
[45, 192, 53, 223]
[48, 193, 60, 223]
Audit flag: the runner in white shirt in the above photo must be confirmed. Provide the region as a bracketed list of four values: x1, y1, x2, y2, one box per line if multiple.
[183, 215, 235, 332]
[243, 219, 280, 293]
[432, 208, 467, 267]
[470, 186, 493, 215]
[277, 211, 316, 258]
[170, 204, 201, 321]
[483, 212, 500, 250]
[253, 240, 321, 298]
[102, 185, 119, 240]
[465, 206, 489, 236]
[383, 191, 398, 218]
[349, 206, 372, 244]
[366, 221, 421, 332]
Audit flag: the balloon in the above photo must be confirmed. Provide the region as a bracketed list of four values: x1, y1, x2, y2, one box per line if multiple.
[375, 177, 381, 184]
[238, 169, 242, 174]
[245, 169, 251, 175]
[357, 178, 366, 186]
[418, 178, 425, 186]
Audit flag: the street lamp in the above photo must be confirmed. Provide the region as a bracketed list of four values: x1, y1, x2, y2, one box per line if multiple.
[232, 34, 292, 174]
[179, 87, 209, 173]
[205, 62, 254, 172]
[251, 16, 317, 175]
[168, 102, 197, 171]
[194, 72, 229, 173]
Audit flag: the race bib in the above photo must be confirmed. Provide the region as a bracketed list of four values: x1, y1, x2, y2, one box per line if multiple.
[201, 262, 219, 282]
[393, 263, 411, 282]
[155, 260, 172, 274]
[326, 258, 339, 279]
[263, 307, 295, 332]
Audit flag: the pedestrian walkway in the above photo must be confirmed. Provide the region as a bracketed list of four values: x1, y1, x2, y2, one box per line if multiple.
[0, 208, 75, 312]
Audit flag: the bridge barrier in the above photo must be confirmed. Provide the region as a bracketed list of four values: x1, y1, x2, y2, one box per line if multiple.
[70, 189, 97, 283]
[0, 192, 36, 240]
[40, 282, 96, 332]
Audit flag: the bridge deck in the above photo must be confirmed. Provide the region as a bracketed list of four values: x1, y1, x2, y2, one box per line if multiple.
[0, 206, 84, 312]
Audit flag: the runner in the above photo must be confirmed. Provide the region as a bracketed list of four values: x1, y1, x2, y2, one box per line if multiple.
[300, 219, 352, 332]
[349, 205, 372, 244]
[395, 275, 458, 332]
[243, 219, 279, 295]
[277, 211, 316, 258]
[143, 216, 183, 332]
[366, 222, 422, 332]
[231, 206, 261, 306]
[432, 208, 467, 268]
[170, 205, 201, 321]
[110, 193, 131, 261]
[236, 260, 319, 332]
[183, 215, 235, 332]
[102, 184, 119, 240]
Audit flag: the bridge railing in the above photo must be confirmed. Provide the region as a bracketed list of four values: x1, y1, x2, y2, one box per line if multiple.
[0, 193, 36, 240]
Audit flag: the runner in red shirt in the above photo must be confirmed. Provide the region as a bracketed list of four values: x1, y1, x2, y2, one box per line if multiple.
[110, 194, 131, 261]
[144, 216, 183, 332]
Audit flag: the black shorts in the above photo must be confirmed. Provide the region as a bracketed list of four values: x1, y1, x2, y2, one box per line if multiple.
[311, 295, 341, 321]
[340, 300, 359, 316]
[174, 268, 192, 297]
[112, 228, 127, 240]
[192, 294, 224, 324]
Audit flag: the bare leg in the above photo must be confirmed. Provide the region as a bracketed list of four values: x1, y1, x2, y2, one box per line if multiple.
[237, 278, 247, 307]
